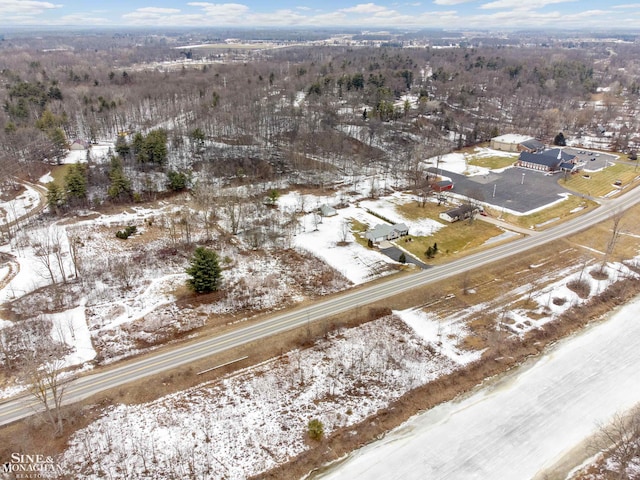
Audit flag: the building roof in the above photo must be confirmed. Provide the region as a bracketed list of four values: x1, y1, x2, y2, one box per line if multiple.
[444, 204, 478, 218]
[519, 149, 576, 168]
[520, 139, 545, 151]
[365, 223, 408, 241]
[492, 134, 533, 144]
[319, 204, 337, 216]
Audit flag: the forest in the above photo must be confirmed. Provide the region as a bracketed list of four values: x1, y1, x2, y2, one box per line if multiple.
[1, 28, 639, 214]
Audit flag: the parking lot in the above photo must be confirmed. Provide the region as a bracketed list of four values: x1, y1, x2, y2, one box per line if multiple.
[429, 167, 574, 214]
[563, 147, 617, 171]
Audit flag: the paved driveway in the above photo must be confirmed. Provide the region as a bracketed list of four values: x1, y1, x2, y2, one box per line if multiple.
[429, 167, 571, 214]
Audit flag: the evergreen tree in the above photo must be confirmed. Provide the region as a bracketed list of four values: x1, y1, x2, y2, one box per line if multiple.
[64, 163, 88, 204]
[186, 247, 223, 293]
[115, 135, 131, 159]
[399, 252, 407, 263]
[46, 182, 65, 213]
[167, 170, 189, 191]
[144, 129, 168, 164]
[107, 156, 132, 201]
[49, 127, 68, 163]
[554, 132, 567, 146]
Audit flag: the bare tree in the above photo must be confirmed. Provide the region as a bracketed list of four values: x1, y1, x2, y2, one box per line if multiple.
[602, 210, 626, 269]
[339, 219, 351, 244]
[28, 357, 68, 437]
[225, 198, 244, 235]
[592, 406, 640, 480]
[68, 235, 82, 280]
[31, 230, 58, 285]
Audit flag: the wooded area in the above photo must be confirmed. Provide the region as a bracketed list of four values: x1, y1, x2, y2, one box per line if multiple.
[1, 29, 638, 210]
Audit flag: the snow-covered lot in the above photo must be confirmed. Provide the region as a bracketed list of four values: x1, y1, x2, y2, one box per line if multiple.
[59, 312, 477, 479]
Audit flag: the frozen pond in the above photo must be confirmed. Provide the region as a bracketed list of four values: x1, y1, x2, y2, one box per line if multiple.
[316, 296, 640, 480]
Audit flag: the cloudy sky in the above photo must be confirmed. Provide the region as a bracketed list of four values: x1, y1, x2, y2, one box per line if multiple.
[0, 1, 637, 29]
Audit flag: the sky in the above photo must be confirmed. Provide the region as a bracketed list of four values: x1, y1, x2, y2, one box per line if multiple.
[0, 1, 638, 30]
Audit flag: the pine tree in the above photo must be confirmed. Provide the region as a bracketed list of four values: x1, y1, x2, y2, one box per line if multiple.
[107, 156, 132, 201]
[186, 247, 223, 293]
[399, 252, 407, 263]
[64, 163, 87, 204]
[46, 182, 65, 213]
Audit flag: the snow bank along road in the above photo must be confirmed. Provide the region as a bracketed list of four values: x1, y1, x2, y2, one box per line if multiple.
[316, 295, 640, 480]
[1, 186, 640, 426]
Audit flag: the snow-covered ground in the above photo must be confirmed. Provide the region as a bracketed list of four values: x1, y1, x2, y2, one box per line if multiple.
[317, 295, 640, 480]
[0, 183, 41, 227]
[59, 313, 476, 479]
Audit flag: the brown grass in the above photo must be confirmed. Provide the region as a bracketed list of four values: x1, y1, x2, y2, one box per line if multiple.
[5, 198, 640, 478]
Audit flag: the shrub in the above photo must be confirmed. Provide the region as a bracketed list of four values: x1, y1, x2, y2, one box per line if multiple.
[307, 418, 324, 441]
[115, 225, 137, 240]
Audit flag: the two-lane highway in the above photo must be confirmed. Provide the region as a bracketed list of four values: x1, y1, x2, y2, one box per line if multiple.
[2, 184, 640, 426]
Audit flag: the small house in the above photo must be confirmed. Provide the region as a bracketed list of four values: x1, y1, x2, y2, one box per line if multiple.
[70, 139, 90, 151]
[365, 223, 409, 243]
[439, 204, 481, 223]
[319, 204, 337, 217]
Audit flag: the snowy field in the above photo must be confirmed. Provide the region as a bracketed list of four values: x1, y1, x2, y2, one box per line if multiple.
[316, 295, 640, 480]
[53, 255, 640, 479]
[0, 183, 41, 227]
[58, 313, 478, 479]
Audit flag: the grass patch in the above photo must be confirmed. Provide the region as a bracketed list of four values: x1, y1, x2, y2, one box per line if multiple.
[494, 195, 598, 230]
[403, 220, 504, 264]
[467, 153, 518, 170]
[560, 162, 640, 197]
[395, 200, 507, 262]
[49, 164, 73, 186]
[349, 218, 370, 248]
[396, 200, 446, 222]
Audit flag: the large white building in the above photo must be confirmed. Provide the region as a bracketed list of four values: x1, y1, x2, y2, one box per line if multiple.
[490, 134, 544, 153]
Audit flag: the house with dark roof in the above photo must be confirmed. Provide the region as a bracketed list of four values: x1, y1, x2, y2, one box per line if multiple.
[365, 223, 409, 243]
[519, 139, 545, 153]
[439, 204, 481, 223]
[516, 149, 579, 172]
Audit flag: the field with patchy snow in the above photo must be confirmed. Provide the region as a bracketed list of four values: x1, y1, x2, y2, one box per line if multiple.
[54, 254, 640, 479]
[58, 312, 478, 480]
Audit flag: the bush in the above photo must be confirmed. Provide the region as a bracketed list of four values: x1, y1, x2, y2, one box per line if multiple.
[115, 225, 137, 239]
[307, 418, 324, 441]
[167, 170, 190, 191]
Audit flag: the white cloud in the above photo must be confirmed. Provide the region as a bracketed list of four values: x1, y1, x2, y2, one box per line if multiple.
[134, 7, 181, 14]
[187, 2, 250, 17]
[612, 3, 640, 8]
[55, 13, 111, 25]
[434, 0, 474, 5]
[481, 0, 576, 9]
[339, 3, 389, 14]
[0, 0, 61, 15]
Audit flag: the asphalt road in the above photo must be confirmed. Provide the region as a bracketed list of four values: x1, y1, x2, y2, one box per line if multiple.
[2, 185, 640, 427]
